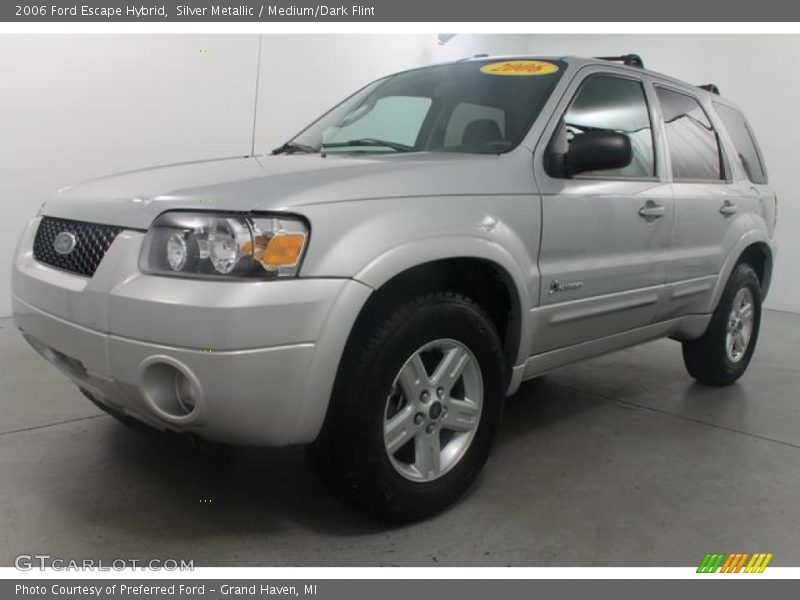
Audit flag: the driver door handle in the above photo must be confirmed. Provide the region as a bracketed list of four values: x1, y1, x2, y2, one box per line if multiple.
[638, 200, 666, 222]
[720, 200, 738, 217]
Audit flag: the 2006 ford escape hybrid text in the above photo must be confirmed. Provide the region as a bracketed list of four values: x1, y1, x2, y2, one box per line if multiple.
[11, 55, 776, 521]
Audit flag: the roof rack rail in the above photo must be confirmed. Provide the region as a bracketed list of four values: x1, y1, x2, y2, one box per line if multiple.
[596, 54, 644, 68]
[457, 53, 489, 62]
[698, 84, 720, 95]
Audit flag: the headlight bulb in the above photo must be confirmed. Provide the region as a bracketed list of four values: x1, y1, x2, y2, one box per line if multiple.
[208, 219, 245, 274]
[166, 232, 188, 271]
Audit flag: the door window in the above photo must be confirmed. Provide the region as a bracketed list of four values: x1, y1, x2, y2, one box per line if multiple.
[560, 75, 655, 178]
[714, 102, 767, 184]
[656, 87, 724, 181]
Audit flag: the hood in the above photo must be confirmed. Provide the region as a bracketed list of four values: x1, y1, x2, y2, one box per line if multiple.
[42, 151, 534, 230]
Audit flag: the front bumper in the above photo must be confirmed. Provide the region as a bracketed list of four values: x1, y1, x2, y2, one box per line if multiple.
[11, 217, 372, 446]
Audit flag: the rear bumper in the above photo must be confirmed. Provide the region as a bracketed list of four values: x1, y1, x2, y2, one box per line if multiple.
[12, 217, 372, 445]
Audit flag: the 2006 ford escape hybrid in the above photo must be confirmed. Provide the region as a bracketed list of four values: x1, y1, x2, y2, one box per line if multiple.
[12, 55, 776, 521]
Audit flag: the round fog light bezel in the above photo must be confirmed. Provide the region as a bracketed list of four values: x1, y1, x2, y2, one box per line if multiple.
[139, 357, 204, 423]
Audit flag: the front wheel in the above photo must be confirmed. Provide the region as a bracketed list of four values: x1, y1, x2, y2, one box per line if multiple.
[309, 292, 506, 522]
[682, 263, 762, 386]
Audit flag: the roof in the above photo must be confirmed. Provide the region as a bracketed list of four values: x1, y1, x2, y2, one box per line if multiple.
[450, 54, 735, 104]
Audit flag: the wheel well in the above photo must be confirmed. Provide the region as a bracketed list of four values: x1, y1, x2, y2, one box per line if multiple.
[352, 259, 522, 372]
[737, 242, 773, 291]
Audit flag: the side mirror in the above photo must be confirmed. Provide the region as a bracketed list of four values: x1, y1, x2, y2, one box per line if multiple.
[560, 131, 633, 177]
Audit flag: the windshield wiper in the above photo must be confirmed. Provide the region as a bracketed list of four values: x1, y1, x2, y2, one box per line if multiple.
[272, 141, 318, 155]
[321, 138, 416, 153]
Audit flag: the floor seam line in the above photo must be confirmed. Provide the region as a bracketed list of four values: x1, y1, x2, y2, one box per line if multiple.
[548, 381, 800, 452]
[0, 414, 108, 437]
[615, 399, 800, 451]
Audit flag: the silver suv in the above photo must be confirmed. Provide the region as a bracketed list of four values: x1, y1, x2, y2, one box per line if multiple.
[11, 55, 776, 521]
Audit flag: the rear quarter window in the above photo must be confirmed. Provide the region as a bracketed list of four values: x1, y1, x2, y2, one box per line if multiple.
[713, 103, 767, 184]
[656, 86, 724, 182]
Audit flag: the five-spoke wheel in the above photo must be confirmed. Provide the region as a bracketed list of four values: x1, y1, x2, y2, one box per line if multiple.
[683, 263, 762, 386]
[383, 339, 483, 481]
[309, 292, 506, 522]
[725, 288, 755, 363]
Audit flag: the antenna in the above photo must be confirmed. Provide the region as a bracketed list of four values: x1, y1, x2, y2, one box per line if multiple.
[457, 53, 490, 62]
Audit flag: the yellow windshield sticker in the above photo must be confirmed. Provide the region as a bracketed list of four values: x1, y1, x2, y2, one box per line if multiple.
[480, 60, 559, 76]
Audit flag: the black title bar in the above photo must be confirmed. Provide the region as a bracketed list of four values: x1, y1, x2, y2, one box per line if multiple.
[4, 0, 800, 22]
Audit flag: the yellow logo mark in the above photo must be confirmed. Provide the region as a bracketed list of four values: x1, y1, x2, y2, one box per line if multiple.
[480, 60, 559, 76]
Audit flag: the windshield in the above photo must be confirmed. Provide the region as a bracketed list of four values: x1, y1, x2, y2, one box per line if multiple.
[285, 59, 566, 155]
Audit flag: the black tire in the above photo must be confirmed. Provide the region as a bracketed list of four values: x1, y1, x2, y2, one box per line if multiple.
[308, 292, 506, 522]
[682, 263, 762, 386]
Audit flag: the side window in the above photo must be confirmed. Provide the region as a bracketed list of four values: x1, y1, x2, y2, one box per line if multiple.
[322, 96, 432, 148]
[655, 87, 724, 181]
[560, 75, 655, 178]
[444, 102, 506, 148]
[714, 103, 767, 184]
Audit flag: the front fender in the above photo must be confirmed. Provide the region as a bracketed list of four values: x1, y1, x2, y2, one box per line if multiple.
[298, 196, 541, 366]
[354, 233, 535, 363]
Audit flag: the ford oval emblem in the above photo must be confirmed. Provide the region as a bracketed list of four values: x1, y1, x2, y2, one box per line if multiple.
[53, 231, 77, 255]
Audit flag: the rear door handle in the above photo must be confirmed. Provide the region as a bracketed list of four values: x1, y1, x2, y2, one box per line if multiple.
[720, 200, 738, 217]
[638, 200, 666, 222]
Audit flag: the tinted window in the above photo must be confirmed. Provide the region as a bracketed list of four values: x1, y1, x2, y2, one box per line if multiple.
[323, 96, 432, 148]
[561, 75, 655, 178]
[714, 103, 767, 184]
[292, 60, 565, 155]
[444, 102, 506, 148]
[656, 87, 723, 181]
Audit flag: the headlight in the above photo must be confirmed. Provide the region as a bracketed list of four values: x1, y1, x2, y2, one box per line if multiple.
[141, 212, 309, 279]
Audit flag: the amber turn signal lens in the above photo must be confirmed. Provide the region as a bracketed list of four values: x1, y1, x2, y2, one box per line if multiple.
[254, 232, 306, 270]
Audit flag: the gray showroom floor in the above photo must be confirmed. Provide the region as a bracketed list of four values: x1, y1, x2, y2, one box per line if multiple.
[1, 310, 799, 567]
